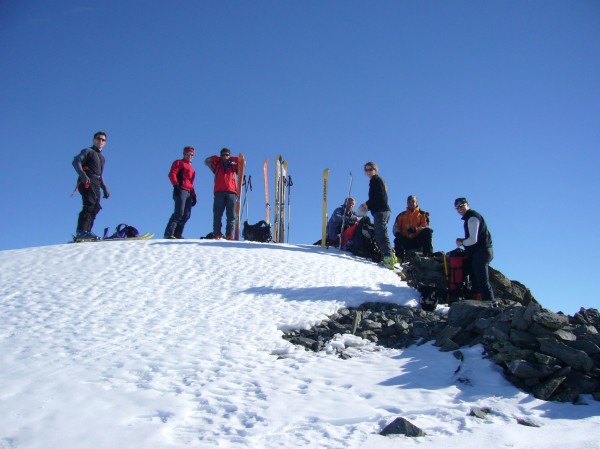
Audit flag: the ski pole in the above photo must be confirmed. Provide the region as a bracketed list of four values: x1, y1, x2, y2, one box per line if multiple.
[286, 175, 293, 243]
[338, 171, 353, 249]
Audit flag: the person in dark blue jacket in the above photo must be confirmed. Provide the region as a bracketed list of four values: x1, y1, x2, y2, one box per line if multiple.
[455, 197, 494, 301]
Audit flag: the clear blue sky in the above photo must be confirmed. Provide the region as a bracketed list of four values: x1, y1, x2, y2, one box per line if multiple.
[1, 0, 598, 314]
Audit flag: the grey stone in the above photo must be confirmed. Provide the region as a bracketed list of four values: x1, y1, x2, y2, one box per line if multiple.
[538, 338, 594, 373]
[380, 417, 426, 437]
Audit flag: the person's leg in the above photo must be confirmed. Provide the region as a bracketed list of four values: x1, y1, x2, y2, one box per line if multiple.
[213, 192, 226, 236]
[164, 189, 188, 238]
[373, 211, 392, 258]
[174, 192, 193, 238]
[77, 183, 101, 234]
[224, 192, 237, 238]
[471, 247, 494, 300]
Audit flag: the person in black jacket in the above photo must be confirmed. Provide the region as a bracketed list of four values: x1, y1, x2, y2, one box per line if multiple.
[72, 131, 109, 239]
[359, 162, 395, 268]
[455, 197, 494, 301]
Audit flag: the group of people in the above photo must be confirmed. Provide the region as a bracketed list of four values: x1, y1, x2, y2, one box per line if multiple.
[72, 134, 494, 301]
[71, 134, 237, 244]
[326, 161, 494, 301]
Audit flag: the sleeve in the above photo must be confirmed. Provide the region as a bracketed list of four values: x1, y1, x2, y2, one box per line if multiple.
[392, 214, 401, 236]
[72, 149, 90, 179]
[168, 160, 181, 186]
[204, 156, 216, 173]
[463, 216, 480, 246]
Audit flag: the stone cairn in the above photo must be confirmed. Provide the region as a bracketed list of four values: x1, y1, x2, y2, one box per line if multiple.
[282, 252, 600, 403]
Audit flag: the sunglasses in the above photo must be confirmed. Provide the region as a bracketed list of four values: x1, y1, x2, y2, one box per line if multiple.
[364, 168, 374, 172]
[455, 204, 466, 209]
[221, 153, 231, 157]
[95, 137, 106, 141]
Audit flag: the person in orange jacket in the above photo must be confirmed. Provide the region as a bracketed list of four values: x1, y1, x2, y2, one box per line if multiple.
[204, 148, 239, 239]
[392, 195, 433, 259]
[163, 146, 197, 239]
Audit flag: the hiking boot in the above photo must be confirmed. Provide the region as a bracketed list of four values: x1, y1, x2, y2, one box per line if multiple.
[76, 231, 99, 240]
[380, 255, 397, 269]
[164, 235, 177, 239]
[472, 293, 483, 301]
[214, 234, 223, 240]
[225, 236, 233, 241]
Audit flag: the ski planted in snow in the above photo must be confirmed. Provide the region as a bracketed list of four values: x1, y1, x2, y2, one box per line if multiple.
[263, 159, 270, 225]
[273, 155, 282, 243]
[278, 160, 288, 243]
[286, 175, 293, 243]
[234, 153, 246, 240]
[321, 168, 329, 248]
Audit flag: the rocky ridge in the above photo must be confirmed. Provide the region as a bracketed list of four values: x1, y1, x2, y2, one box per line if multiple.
[282, 252, 600, 403]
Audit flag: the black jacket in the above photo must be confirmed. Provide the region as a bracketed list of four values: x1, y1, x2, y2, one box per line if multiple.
[366, 175, 390, 213]
[462, 209, 492, 253]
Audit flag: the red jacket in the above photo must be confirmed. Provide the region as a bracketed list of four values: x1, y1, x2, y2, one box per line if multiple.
[168, 159, 196, 198]
[205, 155, 239, 193]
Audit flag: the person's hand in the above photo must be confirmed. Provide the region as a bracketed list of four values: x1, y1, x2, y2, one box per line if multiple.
[173, 185, 181, 193]
[102, 187, 110, 199]
[191, 197, 197, 207]
[407, 227, 416, 234]
[456, 238, 464, 247]
[81, 175, 90, 187]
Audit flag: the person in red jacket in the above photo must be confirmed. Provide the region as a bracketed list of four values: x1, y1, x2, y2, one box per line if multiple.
[163, 146, 197, 239]
[392, 195, 433, 260]
[204, 148, 239, 240]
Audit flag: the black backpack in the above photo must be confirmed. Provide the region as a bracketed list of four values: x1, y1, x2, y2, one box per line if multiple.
[103, 223, 140, 240]
[350, 216, 382, 263]
[242, 220, 272, 243]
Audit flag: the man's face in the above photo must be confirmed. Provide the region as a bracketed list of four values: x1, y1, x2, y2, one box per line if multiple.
[184, 152, 194, 162]
[346, 199, 356, 211]
[407, 197, 417, 210]
[221, 151, 231, 159]
[94, 134, 106, 150]
[455, 203, 468, 216]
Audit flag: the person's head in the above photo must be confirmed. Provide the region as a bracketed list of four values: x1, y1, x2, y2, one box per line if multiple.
[93, 131, 107, 149]
[344, 197, 356, 210]
[364, 162, 378, 178]
[220, 148, 231, 159]
[454, 197, 470, 216]
[407, 195, 418, 210]
[183, 146, 195, 161]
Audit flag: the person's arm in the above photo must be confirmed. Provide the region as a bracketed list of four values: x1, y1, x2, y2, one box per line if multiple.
[72, 149, 91, 183]
[462, 216, 480, 246]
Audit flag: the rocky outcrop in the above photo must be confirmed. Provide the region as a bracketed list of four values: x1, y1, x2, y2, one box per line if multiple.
[282, 253, 600, 403]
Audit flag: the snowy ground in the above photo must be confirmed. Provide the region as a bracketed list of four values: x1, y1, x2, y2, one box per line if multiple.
[1, 240, 599, 449]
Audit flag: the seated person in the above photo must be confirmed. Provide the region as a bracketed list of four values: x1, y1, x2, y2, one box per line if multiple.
[327, 197, 358, 246]
[393, 195, 433, 259]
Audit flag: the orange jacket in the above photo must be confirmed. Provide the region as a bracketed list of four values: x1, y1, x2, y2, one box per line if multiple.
[392, 206, 429, 238]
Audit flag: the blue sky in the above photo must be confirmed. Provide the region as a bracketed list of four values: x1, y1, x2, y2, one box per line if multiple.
[1, 0, 598, 314]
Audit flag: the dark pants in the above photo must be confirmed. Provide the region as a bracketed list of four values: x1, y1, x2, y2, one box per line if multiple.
[372, 211, 393, 258]
[468, 247, 494, 300]
[213, 191, 237, 238]
[164, 188, 193, 238]
[77, 181, 102, 233]
[394, 228, 433, 258]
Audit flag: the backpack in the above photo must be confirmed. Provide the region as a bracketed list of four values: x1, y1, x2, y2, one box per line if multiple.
[446, 248, 469, 300]
[350, 216, 382, 263]
[242, 220, 272, 243]
[103, 223, 140, 240]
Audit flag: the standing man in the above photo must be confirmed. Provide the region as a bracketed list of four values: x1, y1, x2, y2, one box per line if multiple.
[164, 147, 197, 239]
[204, 148, 239, 240]
[393, 195, 434, 260]
[72, 131, 110, 240]
[359, 162, 396, 269]
[455, 197, 494, 301]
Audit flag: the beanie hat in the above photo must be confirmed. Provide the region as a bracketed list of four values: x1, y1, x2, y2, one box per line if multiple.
[183, 146, 195, 155]
[454, 197, 468, 207]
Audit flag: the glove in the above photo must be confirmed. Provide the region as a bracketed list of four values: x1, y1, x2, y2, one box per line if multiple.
[407, 227, 416, 234]
[173, 185, 181, 193]
[81, 175, 90, 188]
[191, 197, 197, 207]
[102, 188, 110, 199]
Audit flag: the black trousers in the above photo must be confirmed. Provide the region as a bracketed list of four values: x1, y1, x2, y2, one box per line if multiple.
[77, 182, 102, 233]
[394, 228, 433, 258]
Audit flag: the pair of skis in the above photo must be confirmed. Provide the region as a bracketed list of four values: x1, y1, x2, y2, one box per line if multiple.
[71, 232, 155, 243]
[321, 170, 353, 248]
[273, 155, 292, 243]
[234, 153, 246, 240]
